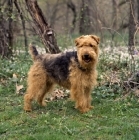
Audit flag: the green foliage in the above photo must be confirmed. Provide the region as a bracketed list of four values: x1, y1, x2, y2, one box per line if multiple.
[0, 53, 31, 96]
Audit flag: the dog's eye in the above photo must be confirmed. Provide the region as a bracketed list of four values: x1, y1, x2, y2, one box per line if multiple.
[78, 45, 82, 48]
[89, 44, 94, 47]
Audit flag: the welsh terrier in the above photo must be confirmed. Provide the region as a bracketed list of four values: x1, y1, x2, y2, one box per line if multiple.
[24, 35, 100, 113]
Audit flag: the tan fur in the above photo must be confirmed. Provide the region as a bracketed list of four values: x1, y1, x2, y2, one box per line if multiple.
[24, 35, 100, 113]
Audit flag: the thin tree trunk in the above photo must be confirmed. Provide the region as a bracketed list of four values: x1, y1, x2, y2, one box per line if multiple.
[14, 0, 28, 52]
[79, 0, 91, 34]
[0, 25, 8, 58]
[137, 0, 139, 21]
[112, 0, 118, 30]
[25, 0, 61, 54]
[0, 2, 6, 57]
[7, 0, 13, 56]
[67, 0, 77, 33]
[128, 0, 136, 54]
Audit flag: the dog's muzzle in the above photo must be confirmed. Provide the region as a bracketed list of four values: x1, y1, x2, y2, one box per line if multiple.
[82, 54, 92, 63]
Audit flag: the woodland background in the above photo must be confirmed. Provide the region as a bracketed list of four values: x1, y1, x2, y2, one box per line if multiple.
[0, 0, 138, 57]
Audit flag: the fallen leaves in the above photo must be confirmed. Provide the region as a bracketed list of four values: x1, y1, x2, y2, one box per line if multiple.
[46, 88, 69, 102]
[16, 84, 24, 95]
[12, 73, 24, 95]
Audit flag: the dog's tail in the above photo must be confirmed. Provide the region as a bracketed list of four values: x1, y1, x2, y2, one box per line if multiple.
[29, 43, 39, 61]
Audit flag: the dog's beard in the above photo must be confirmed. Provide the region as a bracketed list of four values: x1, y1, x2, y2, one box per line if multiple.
[82, 54, 92, 63]
[82, 53, 97, 64]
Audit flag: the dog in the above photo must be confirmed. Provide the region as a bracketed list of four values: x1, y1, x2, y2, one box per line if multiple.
[24, 35, 100, 113]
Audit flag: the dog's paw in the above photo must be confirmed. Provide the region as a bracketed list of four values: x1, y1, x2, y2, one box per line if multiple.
[24, 107, 32, 112]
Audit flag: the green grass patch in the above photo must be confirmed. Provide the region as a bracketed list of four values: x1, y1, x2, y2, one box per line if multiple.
[1, 90, 139, 140]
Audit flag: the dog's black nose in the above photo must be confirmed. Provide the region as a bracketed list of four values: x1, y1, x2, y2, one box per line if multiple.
[84, 54, 89, 58]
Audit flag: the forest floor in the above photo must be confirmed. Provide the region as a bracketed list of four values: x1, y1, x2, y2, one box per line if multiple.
[1, 42, 139, 140]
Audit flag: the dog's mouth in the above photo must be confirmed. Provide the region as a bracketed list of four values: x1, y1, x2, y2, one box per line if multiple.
[82, 54, 92, 63]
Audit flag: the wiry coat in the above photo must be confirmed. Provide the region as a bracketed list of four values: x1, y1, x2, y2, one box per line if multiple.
[24, 35, 100, 113]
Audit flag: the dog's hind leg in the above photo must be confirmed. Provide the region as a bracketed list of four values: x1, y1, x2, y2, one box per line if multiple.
[24, 63, 47, 111]
[24, 89, 34, 111]
[37, 81, 54, 107]
[24, 79, 47, 111]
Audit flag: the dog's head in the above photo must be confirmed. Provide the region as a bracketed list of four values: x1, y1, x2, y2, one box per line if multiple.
[75, 35, 100, 68]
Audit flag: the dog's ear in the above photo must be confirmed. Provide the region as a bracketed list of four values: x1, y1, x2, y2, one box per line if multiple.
[75, 36, 84, 46]
[90, 35, 100, 44]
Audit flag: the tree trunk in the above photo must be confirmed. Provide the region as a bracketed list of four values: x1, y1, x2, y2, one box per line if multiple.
[0, 0, 13, 58]
[67, 0, 77, 33]
[79, 0, 92, 34]
[112, 0, 118, 30]
[0, 24, 9, 58]
[7, 0, 13, 56]
[25, 0, 61, 54]
[14, 0, 28, 53]
[137, 0, 139, 21]
[128, 0, 136, 54]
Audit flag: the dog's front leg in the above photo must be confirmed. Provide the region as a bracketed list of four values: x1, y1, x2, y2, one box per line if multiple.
[70, 86, 90, 113]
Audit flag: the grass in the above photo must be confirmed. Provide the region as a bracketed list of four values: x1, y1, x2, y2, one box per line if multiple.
[1, 43, 139, 140]
[1, 88, 139, 140]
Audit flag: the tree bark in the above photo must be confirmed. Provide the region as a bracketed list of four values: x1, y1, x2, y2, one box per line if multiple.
[7, 0, 13, 55]
[14, 0, 28, 52]
[137, 0, 139, 22]
[79, 0, 92, 34]
[67, 0, 77, 33]
[128, 0, 136, 54]
[25, 0, 61, 54]
[0, 0, 13, 58]
[0, 25, 8, 58]
[112, 0, 118, 30]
